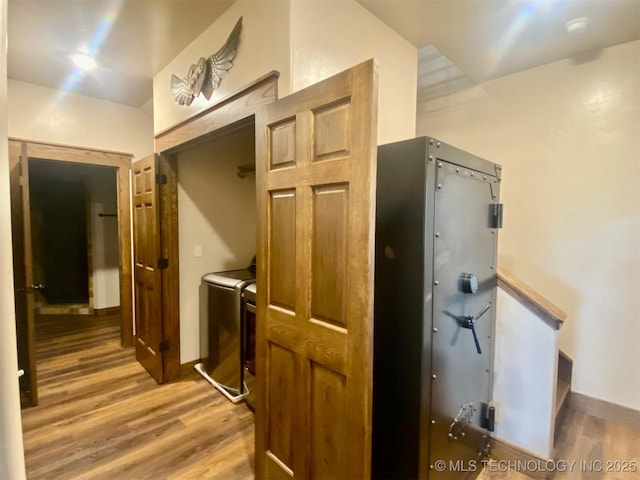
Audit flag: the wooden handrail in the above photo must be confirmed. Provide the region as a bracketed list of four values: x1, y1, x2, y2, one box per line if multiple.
[497, 267, 567, 330]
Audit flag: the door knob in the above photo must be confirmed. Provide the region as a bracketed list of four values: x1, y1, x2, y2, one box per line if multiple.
[17, 284, 45, 294]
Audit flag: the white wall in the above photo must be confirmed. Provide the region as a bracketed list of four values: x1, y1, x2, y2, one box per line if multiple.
[290, 0, 417, 145]
[88, 169, 120, 309]
[153, 0, 416, 144]
[153, 0, 291, 135]
[417, 40, 640, 411]
[8, 80, 153, 314]
[8, 80, 154, 160]
[493, 289, 558, 458]
[0, 0, 27, 477]
[178, 126, 256, 363]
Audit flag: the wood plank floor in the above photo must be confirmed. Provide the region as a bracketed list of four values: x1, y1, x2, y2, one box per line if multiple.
[22, 314, 254, 480]
[23, 314, 639, 479]
[479, 408, 640, 480]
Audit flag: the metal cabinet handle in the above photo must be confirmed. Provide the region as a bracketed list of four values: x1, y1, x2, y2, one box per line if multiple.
[461, 303, 491, 354]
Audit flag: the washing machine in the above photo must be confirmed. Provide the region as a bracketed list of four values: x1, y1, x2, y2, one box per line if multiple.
[196, 263, 255, 403]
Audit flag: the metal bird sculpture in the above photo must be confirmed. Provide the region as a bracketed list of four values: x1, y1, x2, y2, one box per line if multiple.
[170, 17, 242, 106]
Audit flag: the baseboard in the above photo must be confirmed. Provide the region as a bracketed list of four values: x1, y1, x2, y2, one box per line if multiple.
[94, 306, 121, 316]
[180, 359, 201, 378]
[489, 437, 553, 480]
[36, 304, 93, 315]
[570, 392, 640, 431]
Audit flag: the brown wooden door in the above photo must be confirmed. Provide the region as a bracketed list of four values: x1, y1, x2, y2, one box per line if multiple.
[8, 140, 38, 406]
[132, 154, 164, 383]
[255, 59, 379, 479]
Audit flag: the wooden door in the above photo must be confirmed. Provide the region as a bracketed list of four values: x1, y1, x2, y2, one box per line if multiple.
[132, 154, 164, 383]
[8, 140, 38, 406]
[255, 59, 378, 479]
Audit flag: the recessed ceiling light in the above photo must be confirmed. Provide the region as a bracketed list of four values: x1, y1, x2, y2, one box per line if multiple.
[564, 17, 590, 35]
[70, 52, 97, 71]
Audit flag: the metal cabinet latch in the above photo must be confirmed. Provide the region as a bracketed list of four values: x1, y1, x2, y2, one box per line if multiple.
[460, 303, 491, 354]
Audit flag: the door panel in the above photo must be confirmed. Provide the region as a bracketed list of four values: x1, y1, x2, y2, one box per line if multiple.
[132, 154, 164, 383]
[256, 60, 378, 479]
[8, 140, 38, 406]
[429, 161, 499, 477]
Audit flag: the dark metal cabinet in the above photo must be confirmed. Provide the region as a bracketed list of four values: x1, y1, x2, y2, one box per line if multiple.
[372, 137, 502, 479]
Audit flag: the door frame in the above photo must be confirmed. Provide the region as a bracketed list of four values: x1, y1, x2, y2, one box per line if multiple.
[10, 138, 135, 347]
[152, 71, 279, 381]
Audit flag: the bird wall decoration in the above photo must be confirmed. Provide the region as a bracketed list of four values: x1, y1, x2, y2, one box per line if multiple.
[170, 17, 242, 107]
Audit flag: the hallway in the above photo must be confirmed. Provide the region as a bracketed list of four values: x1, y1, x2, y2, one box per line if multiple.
[21, 314, 254, 479]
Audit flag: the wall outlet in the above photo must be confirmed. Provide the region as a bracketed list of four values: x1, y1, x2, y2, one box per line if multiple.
[194, 245, 203, 257]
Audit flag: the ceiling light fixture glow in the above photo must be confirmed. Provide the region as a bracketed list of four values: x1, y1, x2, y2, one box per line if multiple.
[564, 17, 590, 35]
[71, 52, 97, 71]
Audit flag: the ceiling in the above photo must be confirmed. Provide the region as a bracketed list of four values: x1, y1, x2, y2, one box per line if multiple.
[7, 0, 640, 108]
[7, 0, 235, 107]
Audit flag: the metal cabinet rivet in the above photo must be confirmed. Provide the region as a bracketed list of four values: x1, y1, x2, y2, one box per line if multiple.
[436, 142, 441, 148]
[434, 280, 439, 286]
[429, 139, 434, 145]
[435, 232, 440, 238]
[470, 172, 474, 177]
[456, 167, 460, 173]
[438, 162, 443, 168]
[433, 327, 438, 333]
[431, 419, 436, 424]
[429, 155, 434, 162]
[437, 183, 442, 190]
[432, 374, 437, 379]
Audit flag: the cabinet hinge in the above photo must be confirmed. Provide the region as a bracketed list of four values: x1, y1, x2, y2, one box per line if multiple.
[482, 403, 496, 432]
[159, 340, 169, 353]
[156, 173, 167, 185]
[494, 164, 502, 181]
[490, 203, 503, 229]
[157, 258, 169, 269]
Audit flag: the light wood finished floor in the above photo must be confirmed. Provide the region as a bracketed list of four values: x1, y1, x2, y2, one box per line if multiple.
[22, 314, 254, 479]
[23, 314, 639, 480]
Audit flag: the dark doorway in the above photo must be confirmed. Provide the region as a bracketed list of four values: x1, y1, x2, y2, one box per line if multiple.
[30, 174, 89, 304]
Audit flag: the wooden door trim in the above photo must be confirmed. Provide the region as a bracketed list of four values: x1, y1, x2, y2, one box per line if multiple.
[158, 153, 180, 382]
[19, 142, 37, 404]
[152, 73, 279, 383]
[10, 139, 134, 348]
[154, 71, 279, 154]
[9, 140, 38, 405]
